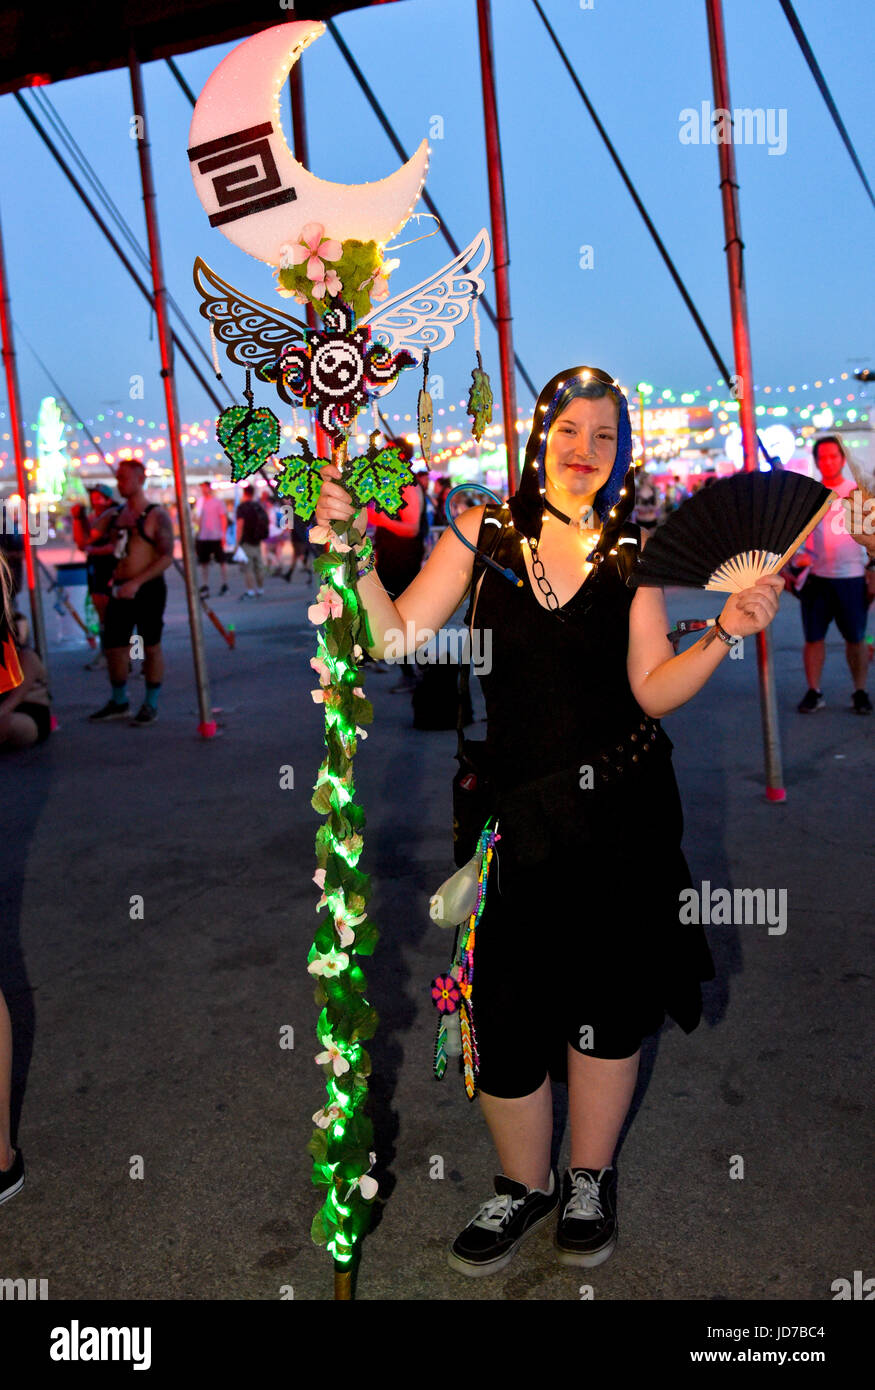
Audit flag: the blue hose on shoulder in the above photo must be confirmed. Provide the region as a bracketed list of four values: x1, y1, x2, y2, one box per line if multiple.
[442, 483, 523, 588]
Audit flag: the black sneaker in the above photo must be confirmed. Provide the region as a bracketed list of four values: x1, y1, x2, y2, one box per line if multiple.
[199, 585, 210, 597]
[129, 704, 158, 727]
[852, 689, 872, 715]
[0, 1148, 24, 1207]
[219, 583, 229, 596]
[555, 1166, 618, 1267]
[88, 699, 130, 722]
[798, 688, 825, 713]
[448, 1172, 558, 1277]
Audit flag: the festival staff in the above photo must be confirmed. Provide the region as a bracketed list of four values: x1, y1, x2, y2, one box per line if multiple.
[87, 457, 174, 727]
[314, 364, 783, 1278]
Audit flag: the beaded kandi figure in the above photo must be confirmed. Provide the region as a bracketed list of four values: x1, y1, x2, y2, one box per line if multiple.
[431, 820, 500, 1099]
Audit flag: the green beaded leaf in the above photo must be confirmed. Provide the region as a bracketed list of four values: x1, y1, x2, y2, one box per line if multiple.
[216, 406, 281, 481]
[467, 366, 494, 442]
[276, 454, 328, 522]
[346, 447, 414, 518]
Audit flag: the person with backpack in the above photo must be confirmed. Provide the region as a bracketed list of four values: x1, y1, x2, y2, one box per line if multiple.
[87, 457, 174, 727]
[315, 363, 783, 1278]
[235, 483, 270, 600]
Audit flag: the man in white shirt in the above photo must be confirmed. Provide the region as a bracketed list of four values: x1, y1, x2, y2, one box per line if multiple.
[195, 481, 228, 597]
[795, 437, 872, 714]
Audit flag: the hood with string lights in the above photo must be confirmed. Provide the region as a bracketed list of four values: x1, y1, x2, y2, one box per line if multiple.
[505, 364, 638, 567]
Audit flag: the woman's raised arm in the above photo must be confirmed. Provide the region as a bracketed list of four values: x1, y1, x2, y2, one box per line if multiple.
[314, 460, 484, 658]
[627, 576, 783, 718]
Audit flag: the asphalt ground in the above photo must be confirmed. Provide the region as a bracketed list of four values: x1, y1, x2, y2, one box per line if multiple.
[1, 547, 872, 1304]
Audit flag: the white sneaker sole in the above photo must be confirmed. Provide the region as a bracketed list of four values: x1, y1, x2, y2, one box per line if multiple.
[0, 1175, 24, 1207]
[447, 1201, 558, 1277]
[555, 1230, 618, 1268]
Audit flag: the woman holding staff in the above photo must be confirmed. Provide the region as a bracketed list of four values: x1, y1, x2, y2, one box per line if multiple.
[314, 365, 783, 1276]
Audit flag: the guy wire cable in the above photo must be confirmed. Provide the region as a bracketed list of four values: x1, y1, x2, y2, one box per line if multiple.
[777, 0, 874, 213]
[531, 0, 777, 467]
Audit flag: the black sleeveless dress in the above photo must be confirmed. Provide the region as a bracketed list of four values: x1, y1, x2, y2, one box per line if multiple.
[467, 511, 715, 1097]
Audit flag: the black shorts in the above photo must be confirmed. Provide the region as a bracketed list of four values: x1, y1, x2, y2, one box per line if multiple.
[15, 700, 52, 743]
[196, 539, 225, 565]
[800, 574, 868, 643]
[103, 577, 167, 649]
[86, 556, 117, 598]
[471, 848, 663, 1099]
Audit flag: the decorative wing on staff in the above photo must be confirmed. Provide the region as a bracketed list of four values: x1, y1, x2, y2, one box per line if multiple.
[360, 228, 491, 388]
[192, 256, 309, 373]
[192, 227, 492, 408]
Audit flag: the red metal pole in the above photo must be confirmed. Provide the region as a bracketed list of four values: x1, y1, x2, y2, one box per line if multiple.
[705, 0, 784, 801]
[0, 205, 49, 666]
[129, 50, 215, 738]
[476, 0, 519, 494]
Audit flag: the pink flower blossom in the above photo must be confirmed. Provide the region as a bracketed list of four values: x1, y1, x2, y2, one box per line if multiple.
[307, 584, 344, 626]
[312, 268, 342, 300]
[288, 223, 342, 284]
[310, 656, 331, 686]
[313, 866, 329, 911]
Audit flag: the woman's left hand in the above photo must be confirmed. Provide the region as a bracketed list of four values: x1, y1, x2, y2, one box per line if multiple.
[718, 574, 784, 638]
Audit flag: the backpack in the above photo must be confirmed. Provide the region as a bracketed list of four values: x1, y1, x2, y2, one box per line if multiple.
[250, 503, 270, 542]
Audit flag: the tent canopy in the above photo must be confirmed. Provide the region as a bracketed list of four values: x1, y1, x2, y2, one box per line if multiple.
[0, 0, 402, 95]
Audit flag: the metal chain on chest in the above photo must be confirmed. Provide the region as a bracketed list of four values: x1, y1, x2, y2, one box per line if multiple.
[529, 538, 564, 614]
[528, 533, 604, 622]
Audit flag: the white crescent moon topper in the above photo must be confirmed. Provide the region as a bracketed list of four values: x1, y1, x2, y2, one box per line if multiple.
[187, 20, 430, 266]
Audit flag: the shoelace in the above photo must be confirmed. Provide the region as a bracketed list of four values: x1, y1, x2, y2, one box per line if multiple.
[563, 1171, 604, 1222]
[472, 1192, 529, 1231]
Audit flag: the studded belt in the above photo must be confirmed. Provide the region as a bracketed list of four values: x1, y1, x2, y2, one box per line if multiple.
[593, 715, 667, 783]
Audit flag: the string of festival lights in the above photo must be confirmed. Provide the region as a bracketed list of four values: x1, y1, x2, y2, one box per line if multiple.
[0, 368, 870, 485]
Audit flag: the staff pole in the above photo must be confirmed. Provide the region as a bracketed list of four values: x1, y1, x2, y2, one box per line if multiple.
[705, 0, 785, 801]
[0, 207, 49, 666]
[129, 49, 215, 738]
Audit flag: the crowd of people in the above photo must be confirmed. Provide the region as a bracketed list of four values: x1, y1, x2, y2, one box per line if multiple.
[0, 441, 872, 754]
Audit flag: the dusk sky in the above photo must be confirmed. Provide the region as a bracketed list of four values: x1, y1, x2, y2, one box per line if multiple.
[0, 0, 872, 461]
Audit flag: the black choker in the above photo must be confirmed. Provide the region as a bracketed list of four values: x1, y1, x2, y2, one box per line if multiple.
[544, 498, 595, 533]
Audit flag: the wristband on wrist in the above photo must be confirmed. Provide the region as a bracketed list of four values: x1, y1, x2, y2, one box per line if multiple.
[356, 540, 376, 580]
[714, 617, 738, 646]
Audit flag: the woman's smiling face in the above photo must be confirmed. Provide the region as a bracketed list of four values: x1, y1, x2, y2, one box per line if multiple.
[544, 394, 619, 500]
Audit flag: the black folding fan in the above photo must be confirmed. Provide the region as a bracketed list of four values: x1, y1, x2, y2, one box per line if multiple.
[629, 470, 835, 591]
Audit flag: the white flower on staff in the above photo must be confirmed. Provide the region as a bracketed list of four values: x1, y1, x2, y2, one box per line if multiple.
[334, 905, 367, 948]
[307, 948, 350, 978]
[315, 1042, 351, 1077]
[346, 1151, 379, 1201]
[312, 1103, 344, 1129]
